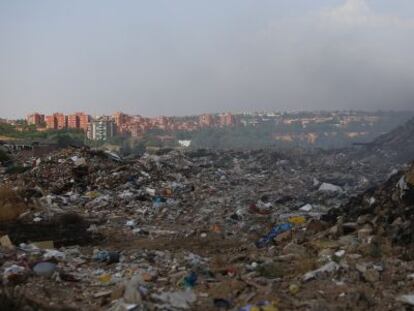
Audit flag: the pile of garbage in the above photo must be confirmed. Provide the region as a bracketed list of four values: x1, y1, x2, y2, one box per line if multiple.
[0, 146, 413, 310]
[326, 163, 414, 246]
[357, 117, 414, 163]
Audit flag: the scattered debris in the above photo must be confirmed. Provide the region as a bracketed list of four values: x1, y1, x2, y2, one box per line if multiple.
[0, 146, 413, 309]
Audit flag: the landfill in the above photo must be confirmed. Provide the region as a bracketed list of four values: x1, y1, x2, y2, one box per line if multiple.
[1, 145, 414, 310]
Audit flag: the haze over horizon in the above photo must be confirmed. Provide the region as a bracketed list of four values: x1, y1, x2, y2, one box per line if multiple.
[1, 0, 414, 119]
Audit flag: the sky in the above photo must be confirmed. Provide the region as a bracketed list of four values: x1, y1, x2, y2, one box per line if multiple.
[0, 0, 414, 118]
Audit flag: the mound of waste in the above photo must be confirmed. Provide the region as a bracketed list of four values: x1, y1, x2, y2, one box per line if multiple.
[361, 118, 414, 163]
[325, 163, 414, 245]
[2, 146, 414, 310]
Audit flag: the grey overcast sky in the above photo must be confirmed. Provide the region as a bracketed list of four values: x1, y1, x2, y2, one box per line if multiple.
[1, 0, 414, 118]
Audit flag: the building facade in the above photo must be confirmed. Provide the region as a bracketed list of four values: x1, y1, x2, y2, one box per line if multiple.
[87, 117, 116, 141]
[45, 115, 57, 129]
[199, 114, 214, 127]
[219, 113, 235, 127]
[26, 113, 45, 127]
[78, 113, 91, 131]
[55, 113, 67, 129]
[45, 112, 90, 131]
[67, 114, 80, 129]
[67, 112, 90, 131]
[113, 112, 130, 127]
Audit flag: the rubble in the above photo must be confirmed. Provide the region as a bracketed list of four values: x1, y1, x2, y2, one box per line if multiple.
[0, 146, 413, 310]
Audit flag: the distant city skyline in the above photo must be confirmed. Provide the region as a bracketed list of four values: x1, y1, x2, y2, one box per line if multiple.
[1, 0, 414, 118]
[8, 107, 414, 120]
[4, 107, 414, 121]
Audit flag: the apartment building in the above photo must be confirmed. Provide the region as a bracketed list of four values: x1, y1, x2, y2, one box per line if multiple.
[56, 113, 67, 129]
[67, 113, 91, 131]
[45, 113, 67, 130]
[113, 112, 130, 127]
[44, 112, 90, 131]
[78, 113, 91, 131]
[199, 114, 214, 127]
[26, 113, 45, 127]
[87, 117, 116, 141]
[67, 114, 80, 129]
[219, 113, 235, 127]
[45, 115, 57, 129]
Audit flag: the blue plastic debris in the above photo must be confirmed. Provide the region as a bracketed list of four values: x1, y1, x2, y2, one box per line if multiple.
[183, 271, 198, 288]
[239, 301, 277, 311]
[255, 223, 293, 248]
[93, 250, 120, 263]
[153, 196, 167, 203]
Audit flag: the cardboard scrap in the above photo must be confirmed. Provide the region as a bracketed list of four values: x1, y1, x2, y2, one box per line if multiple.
[0, 235, 13, 248]
[32, 240, 54, 249]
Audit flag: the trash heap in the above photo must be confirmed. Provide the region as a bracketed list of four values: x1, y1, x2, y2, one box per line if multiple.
[357, 117, 414, 164]
[0, 147, 413, 310]
[326, 163, 414, 246]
